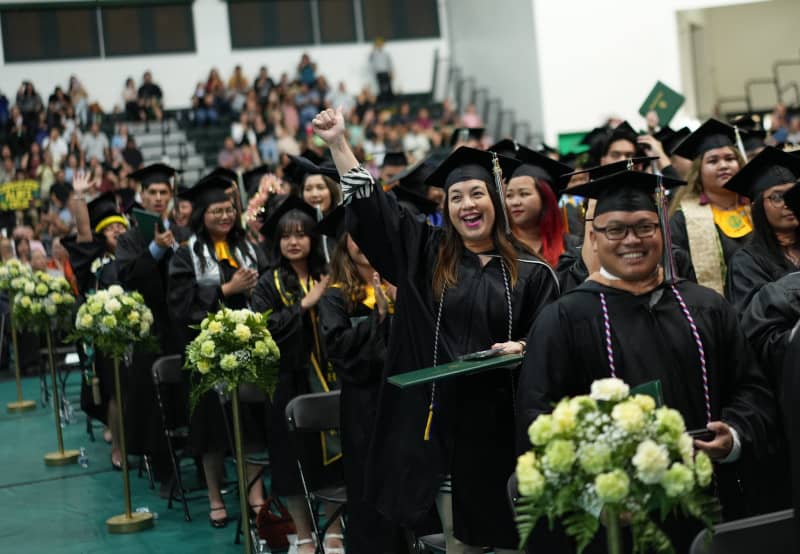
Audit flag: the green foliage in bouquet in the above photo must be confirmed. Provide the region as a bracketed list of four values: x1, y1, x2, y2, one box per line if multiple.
[12, 271, 76, 332]
[0, 259, 32, 292]
[515, 378, 716, 553]
[69, 285, 156, 360]
[184, 307, 280, 411]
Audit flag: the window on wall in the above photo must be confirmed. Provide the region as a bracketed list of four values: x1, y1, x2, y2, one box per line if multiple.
[361, 0, 440, 40]
[318, 0, 356, 44]
[1, 6, 100, 63]
[102, 3, 195, 57]
[228, 0, 314, 48]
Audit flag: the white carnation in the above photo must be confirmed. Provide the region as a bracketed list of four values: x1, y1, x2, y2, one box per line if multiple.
[632, 439, 670, 484]
[590, 378, 630, 402]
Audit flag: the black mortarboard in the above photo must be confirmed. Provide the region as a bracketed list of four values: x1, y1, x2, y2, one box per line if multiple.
[537, 143, 559, 157]
[382, 151, 408, 169]
[743, 129, 767, 153]
[315, 205, 347, 239]
[562, 157, 659, 185]
[260, 193, 318, 235]
[569, 169, 685, 216]
[287, 155, 340, 185]
[205, 167, 239, 187]
[117, 188, 142, 215]
[300, 148, 325, 166]
[580, 126, 610, 148]
[608, 121, 639, 145]
[242, 165, 271, 197]
[393, 185, 439, 216]
[181, 176, 232, 214]
[488, 139, 520, 159]
[129, 163, 177, 189]
[176, 185, 190, 198]
[671, 119, 744, 159]
[784, 183, 800, 219]
[395, 159, 436, 191]
[653, 126, 691, 155]
[88, 192, 128, 233]
[559, 152, 580, 169]
[723, 146, 800, 199]
[425, 146, 520, 189]
[730, 114, 761, 131]
[449, 127, 485, 147]
[510, 145, 574, 195]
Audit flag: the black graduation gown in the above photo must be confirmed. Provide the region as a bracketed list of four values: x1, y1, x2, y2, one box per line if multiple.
[670, 209, 748, 267]
[115, 227, 180, 476]
[555, 241, 697, 294]
[517, 279, 779, 552]
[318, 287, 403, 553]
[345, 172, 560, 547]
[250, 268, 343, 496]
[63, 234, 120, 423]
[166, 243, 269, 456]
[170, 222, 193, 245]
[724, 243, 798, 313]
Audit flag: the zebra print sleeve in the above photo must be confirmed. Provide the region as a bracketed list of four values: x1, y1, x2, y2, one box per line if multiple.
[340, 166, 375, 205]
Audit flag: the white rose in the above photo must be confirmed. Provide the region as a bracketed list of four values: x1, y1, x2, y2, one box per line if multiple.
[632, 439, 670, 484]
[107, 285, 124, 297]
[24, 282, 35, 294]
[590, 378, 630, 402]
[105, 298, 122, 313]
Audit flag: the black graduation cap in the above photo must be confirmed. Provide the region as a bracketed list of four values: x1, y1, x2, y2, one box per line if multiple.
[671, 119, 744, 159]
[449, 127, 485, 147]
[181, 176, 232, 214]
[562, 157, 659, 184]
[117, 188, 142, 215]
[784, 183, 800, 219]
[300, 148, 325, 166]
[393, 185, 439, 216]
[537, 143, 559, 157]
[242, 165, 271, 197]
[743, 129, 767, 153]
[205, 167, 239, 187]
[568, 169, 685, 216]
[260, 194, 318, 235]
[176, 184, 190, 199]
[488, 139, 520, 159]
[88, 192, 127, 233]
[394, 159, 436, 190]
[425, 146, 521, 189]
[510, 145, 574, 195]
[608, 121, 639, 145]
[129, 163, 177, 189]
[730, 114, 761, 131]
[314, 205, 347, 239]
[723, 146, 800, 199]
[559, 152, 580, 169]
[382, 151, 408, 169]
[287, 155, 340, 184]
[580, 126, 611, 148]
[653, 126, 691, 155]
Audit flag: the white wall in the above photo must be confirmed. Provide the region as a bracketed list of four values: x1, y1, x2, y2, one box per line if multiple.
[0, 0, 446, 111]
[532, 0, 766, 144]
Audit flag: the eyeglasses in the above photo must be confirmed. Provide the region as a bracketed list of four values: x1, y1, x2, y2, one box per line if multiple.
[208, 207, 237, 218]
[592, 221, 660, 240]
[764, 192, 786, 207]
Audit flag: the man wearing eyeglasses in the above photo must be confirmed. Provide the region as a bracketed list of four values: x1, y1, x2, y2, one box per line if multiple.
[517, 167, 778, 552]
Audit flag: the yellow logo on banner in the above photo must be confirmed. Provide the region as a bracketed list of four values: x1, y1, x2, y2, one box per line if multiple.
[0, 180, 41, 211]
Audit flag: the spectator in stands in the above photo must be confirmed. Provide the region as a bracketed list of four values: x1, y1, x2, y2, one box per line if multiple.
[122, 77, 139, 120]
[392, 102, 412, 126]
[121, 136, 144, 171]
[43, 127, 68, 168]
[206, 68, 228, 114]
[81, 122, 110, 164]
[45, 95, 63, 131]
[138, 71, 164, 121]
[37, 151, 56, 197]
[43, 182, 74, 239]
[460, 103, 483, 128]
[231, 112, 257, 147]
[193, 90, 219, 127]
[61, 105, 78, 143]
[64, 154, 79, 185]
[48, 86, 70, 114]
[254, 66, 275, 105]
[16, 81, 43, 127]
[403, 121, 432, 161]
[0, 156, 15, 183]
[227, 65, 250, 114]
[787, 113, 800, 145]
[416, 106, 433, 130]
[0, 89, 8, 127]
[281, 94, 300, 137]
[217, 136, 241, 169]
[369, 37, 394, 102]
[316, 76, 331, 106]
[254, 115, 279, 166]
[297, 53, 317, 87]
[363, 124, 386, 166]
[355, 86, 376, 120]
[14, 237, 31, 265]
[242, 90, 261, 123]
[346, 110, 365, 148]
[6, 106, 30, 159]
[33, 112, 49, 145]
[22, 143, 42, 179]
[0, 237, 14, 262]
[111, 123, 129, 151]
[67, 132, 84, 167]
[327, 82, 355, 115]
[29, 242, 48, 272]
[295, 83, 321, 134]
[440, 98, 458, 126]
[68, 75, 89, 126]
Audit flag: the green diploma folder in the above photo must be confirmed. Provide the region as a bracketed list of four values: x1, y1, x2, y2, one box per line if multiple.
[388, 354, 523, 388]
[132, 208, 161, 245]
[630, 379, 664, 407]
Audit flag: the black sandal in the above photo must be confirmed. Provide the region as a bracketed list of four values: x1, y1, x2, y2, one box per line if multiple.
[209, 506, 228, 529]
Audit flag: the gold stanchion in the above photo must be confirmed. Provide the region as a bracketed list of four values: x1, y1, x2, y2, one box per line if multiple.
[232, 391, 253, 553]
[43, 327, 79, 466]
[106, 355, 154, 533]
[6, 301, 36, 413]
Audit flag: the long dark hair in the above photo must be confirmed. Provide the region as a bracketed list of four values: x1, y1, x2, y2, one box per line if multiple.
[190, 198, 257, 272]
[329, 233, 369, 313]
[748, 197, 800, 279]
[270, 209, 326, 299]
[432, 179, 519, 297]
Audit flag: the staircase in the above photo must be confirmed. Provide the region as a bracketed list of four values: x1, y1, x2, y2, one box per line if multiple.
[718, 48, 800, 119]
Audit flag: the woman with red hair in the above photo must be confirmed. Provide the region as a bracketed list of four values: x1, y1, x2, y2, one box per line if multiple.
[504, 145, 573, 266]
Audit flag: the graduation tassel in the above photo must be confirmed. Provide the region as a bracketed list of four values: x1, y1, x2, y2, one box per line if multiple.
[491, 152, 511, 235]
[655, 173, 677, 284]
[734, 125, 749, 163]
[423, 400, 434, 441]
[316, 205, 330, 264]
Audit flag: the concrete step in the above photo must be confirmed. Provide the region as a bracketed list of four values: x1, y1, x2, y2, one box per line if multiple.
[135, 131, 188, 149]
[143, 153, 205, 169]
[125, 120, 179, 136]
[140, 142, 196, 159]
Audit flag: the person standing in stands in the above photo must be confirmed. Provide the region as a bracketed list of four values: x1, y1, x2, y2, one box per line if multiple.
[369, 38, 394, 103]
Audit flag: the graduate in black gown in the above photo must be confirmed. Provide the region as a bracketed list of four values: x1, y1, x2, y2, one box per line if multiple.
[170, 184, 194, 246]
[723, 147, 800, 311]
[62, 172, 129, 466]
[517, 168, 779, 553]
[166, 176, 269, 528]
[388, 159, 440, 223]
[313, 107, 560, 552]
[316, 206, 404, 553]
[250, 195, 345, 554]
[115, 163, 182, 492]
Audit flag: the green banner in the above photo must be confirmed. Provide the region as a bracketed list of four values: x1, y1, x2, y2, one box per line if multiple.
[0, 180, 41, 211]
[639, 81, 685, 127]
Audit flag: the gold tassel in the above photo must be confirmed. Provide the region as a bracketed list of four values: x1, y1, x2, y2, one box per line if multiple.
[423, 402, 434, 441]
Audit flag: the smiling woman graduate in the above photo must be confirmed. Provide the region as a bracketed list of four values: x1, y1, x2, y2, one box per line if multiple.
[312, 107, 559, 552]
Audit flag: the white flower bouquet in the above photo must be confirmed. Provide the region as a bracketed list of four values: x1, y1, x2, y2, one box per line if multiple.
[184, 307, 280, 410]
[516, 378, 715, 553]
[70, 285, 154, 360]
[12, 271, 76, 331]
[0, 259, 32, 293]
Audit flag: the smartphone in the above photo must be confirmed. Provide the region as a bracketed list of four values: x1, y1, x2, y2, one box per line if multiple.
[688, 428, 715, 442]
[458, 347, 505, 362]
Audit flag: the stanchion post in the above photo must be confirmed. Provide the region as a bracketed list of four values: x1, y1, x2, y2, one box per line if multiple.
[7, 298, 35, 413]
[43, 327, 79, 466]
[232, 391, 253, 553]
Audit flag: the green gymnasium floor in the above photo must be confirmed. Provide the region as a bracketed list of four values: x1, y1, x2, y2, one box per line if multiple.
[0, 375, 254, 553]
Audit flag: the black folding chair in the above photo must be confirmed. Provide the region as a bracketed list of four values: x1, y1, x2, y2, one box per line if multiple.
[285, 391, 347, 554]
[690, 509, 796, 554]
[152, 354, 203, 522]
